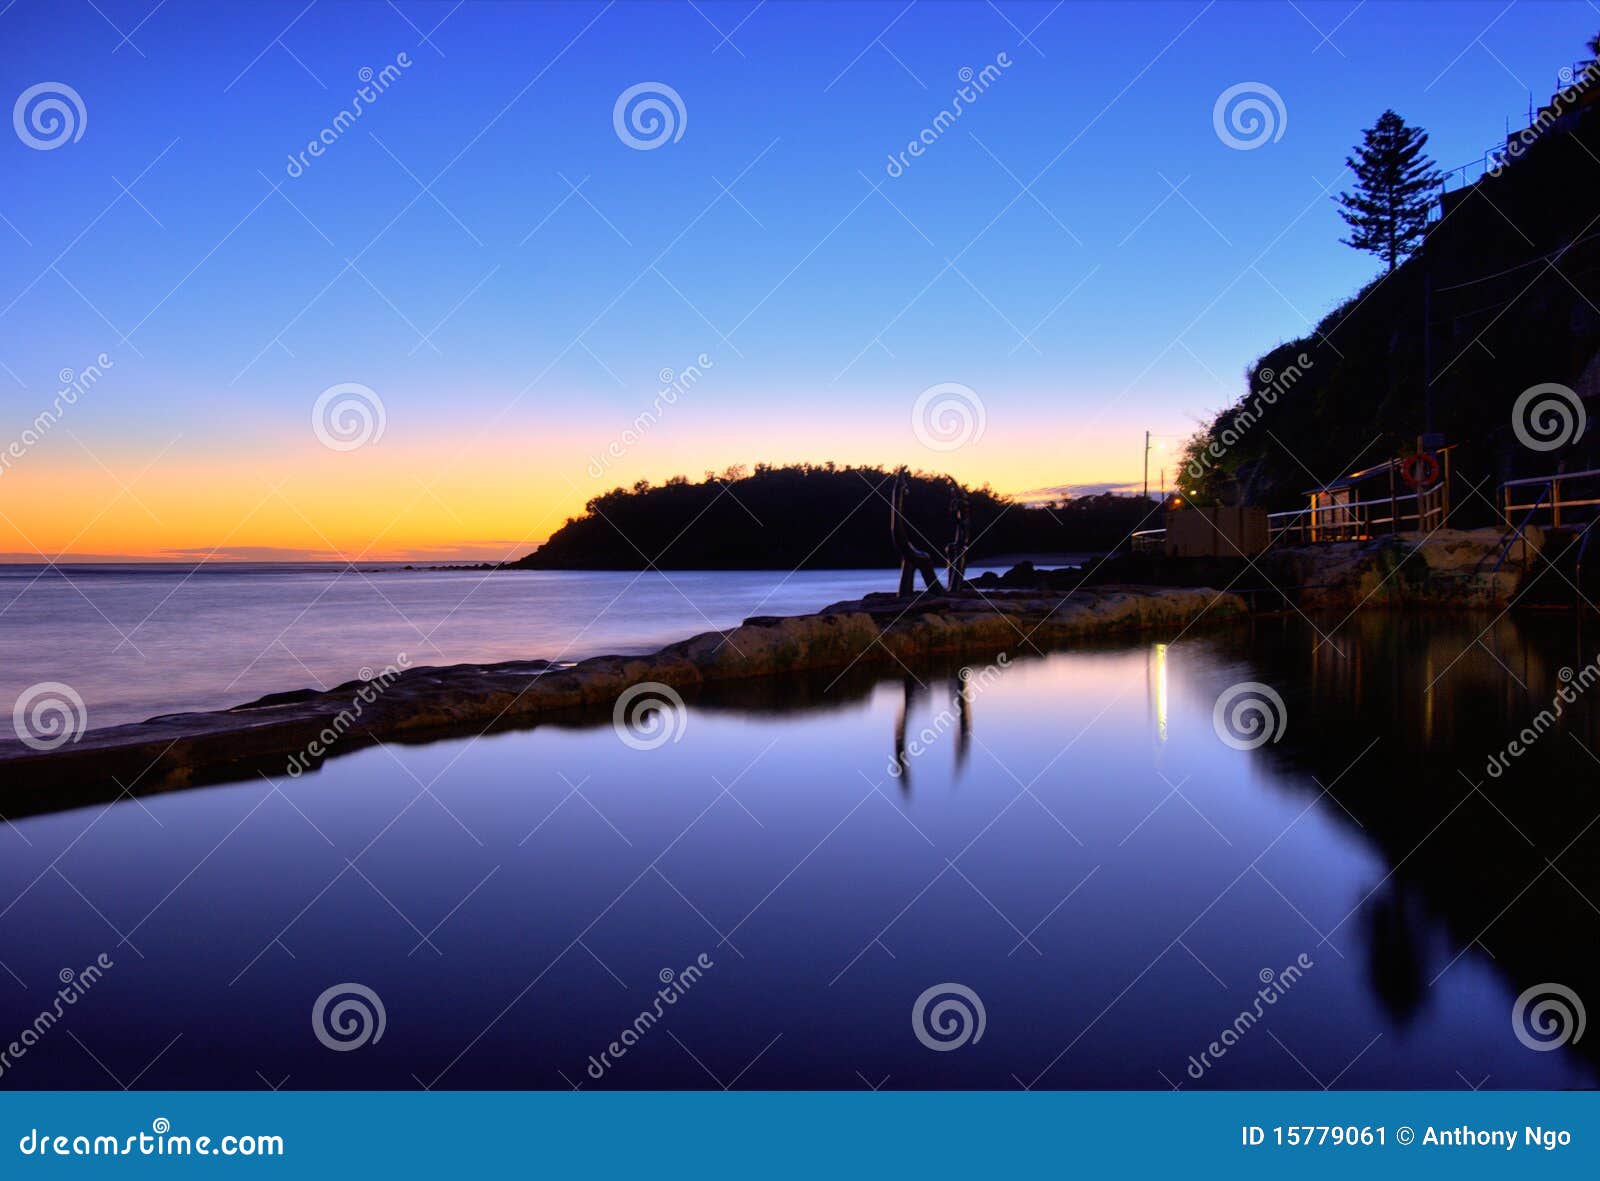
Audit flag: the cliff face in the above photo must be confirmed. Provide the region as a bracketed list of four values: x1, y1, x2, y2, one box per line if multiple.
[1184, 101, 1600, 516]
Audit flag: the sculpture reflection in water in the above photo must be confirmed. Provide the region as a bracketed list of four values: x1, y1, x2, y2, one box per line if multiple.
[889, 659, 1000, 790]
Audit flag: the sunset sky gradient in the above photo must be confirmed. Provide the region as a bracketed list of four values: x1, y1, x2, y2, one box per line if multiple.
[1, 0, 1593, 560]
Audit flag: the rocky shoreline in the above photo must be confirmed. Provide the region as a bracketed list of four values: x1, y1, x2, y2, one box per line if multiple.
[0, 583, 1243, 809]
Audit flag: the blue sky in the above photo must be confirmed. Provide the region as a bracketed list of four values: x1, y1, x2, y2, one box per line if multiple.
[2, 0, 1596, 557]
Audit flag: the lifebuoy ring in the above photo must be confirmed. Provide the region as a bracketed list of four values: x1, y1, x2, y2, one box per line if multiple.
[1399, 452, 1441, 489]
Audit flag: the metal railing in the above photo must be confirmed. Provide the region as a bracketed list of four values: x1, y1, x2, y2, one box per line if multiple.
[1266, 483, 1447, 546]
[1501, 468, 1600, 529]
[1437, 144, 1510, 199]
[1128, 477, 1447, 554]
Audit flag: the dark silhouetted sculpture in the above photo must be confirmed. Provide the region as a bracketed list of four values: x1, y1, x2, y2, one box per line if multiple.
[946, 481, 971, 593]
[890, 468, 943, 596]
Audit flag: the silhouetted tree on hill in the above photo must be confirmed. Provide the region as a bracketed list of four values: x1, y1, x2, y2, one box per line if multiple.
[1336, 110, 1441, 272]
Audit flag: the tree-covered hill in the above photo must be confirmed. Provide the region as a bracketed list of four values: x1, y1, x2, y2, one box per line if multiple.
[509, 464, 1155, 570]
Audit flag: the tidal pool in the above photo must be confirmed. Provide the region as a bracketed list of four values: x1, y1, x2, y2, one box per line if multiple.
[2, 612, 1596, 1089]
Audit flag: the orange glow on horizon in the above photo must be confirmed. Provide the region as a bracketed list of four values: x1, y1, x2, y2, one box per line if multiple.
[0, 419, 1158, 562]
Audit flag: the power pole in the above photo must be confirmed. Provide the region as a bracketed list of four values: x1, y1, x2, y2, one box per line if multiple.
[1143, 430, 1150, 501]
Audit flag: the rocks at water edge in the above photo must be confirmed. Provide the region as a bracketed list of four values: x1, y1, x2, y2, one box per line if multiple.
[0, 583, 1243, 802]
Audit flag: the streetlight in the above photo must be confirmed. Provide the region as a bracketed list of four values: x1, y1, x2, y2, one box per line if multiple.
[1143, 432, 1181, 501]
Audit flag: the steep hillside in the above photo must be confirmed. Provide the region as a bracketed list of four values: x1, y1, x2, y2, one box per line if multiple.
[1182, 86, 1600, 516]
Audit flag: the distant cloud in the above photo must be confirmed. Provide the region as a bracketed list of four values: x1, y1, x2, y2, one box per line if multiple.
[158, 542, 528, 563]
[1013, 481, 1146, 505]
[388, 542, 527, 563]
[160, 546, 336, 561]
[0, 552, 145, 565]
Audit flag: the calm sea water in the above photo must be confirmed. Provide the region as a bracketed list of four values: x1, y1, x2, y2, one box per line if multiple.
[0, 563, 1017, 729]
[2, 612, 1596, 1089]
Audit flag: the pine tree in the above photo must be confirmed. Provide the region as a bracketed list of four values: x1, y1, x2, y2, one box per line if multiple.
[1335, 110, 1442, 272]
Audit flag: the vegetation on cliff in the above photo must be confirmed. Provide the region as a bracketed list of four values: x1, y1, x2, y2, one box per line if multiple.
[1181, 33, 1600, 516]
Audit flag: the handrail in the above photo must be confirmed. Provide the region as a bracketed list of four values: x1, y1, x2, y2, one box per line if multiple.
[1574, 521, 1598, 606]
[1500, 469, 1600, 533]
[1489, 483, 1548, 576]
[1502, 467, 1600, 489]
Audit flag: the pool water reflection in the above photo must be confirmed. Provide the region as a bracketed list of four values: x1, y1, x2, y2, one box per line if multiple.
[2, 613, 1597, 1089]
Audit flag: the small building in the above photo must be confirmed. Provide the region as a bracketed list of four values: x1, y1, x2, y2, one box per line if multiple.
[1163, 505, 1268, 558]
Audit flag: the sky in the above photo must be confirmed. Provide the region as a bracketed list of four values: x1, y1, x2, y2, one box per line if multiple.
[1, 0, 1596, 561]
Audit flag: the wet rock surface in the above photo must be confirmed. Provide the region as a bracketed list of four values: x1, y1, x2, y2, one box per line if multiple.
[0, 583, 1242, 804]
